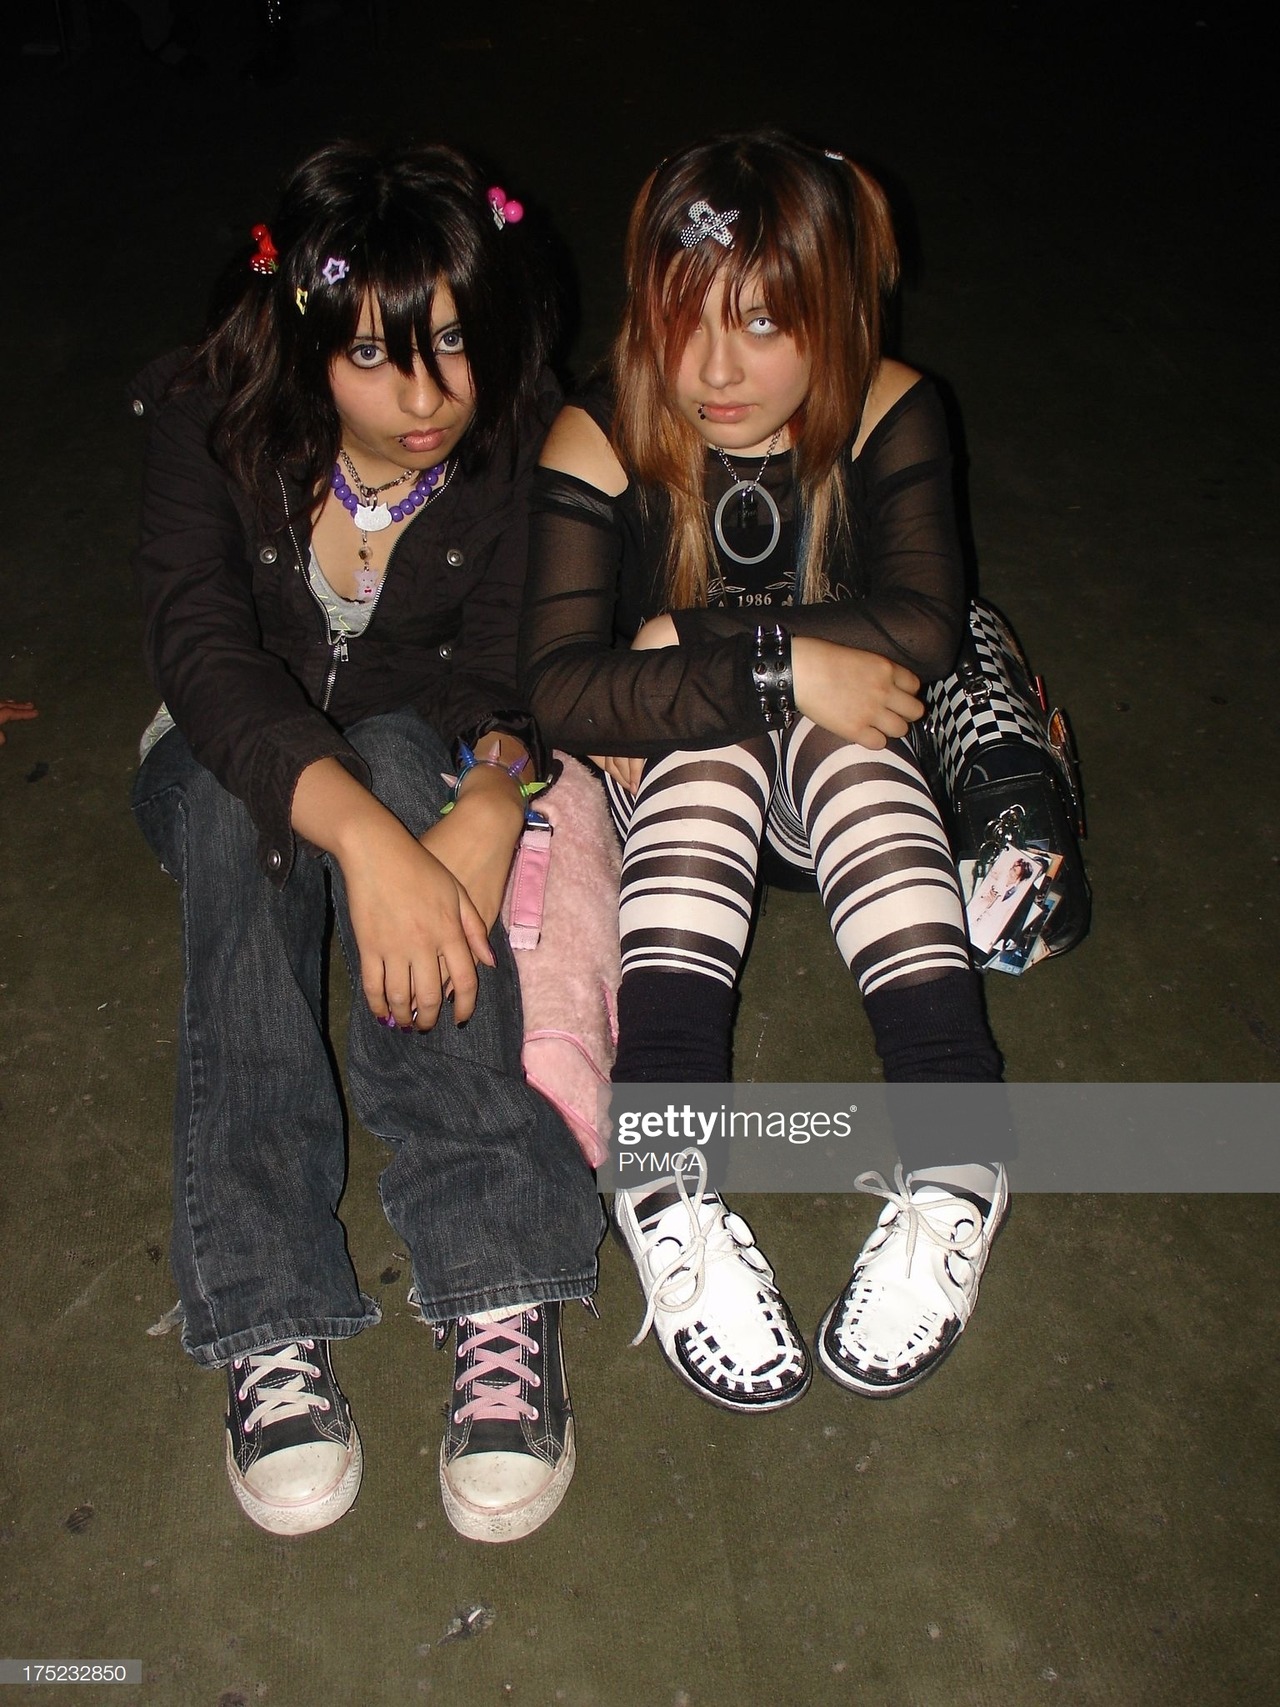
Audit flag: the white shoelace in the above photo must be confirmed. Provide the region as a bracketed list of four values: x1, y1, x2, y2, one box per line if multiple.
[630, 1148, 767, 1347]
[234, 1341, 330, 1434]
[854, 1166, 987, 1279]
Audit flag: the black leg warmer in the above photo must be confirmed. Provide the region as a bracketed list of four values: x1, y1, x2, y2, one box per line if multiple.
[863, 971, 1011, 1171]
[863, 970, 1003, 1084]
[611, 969, 736, 1085]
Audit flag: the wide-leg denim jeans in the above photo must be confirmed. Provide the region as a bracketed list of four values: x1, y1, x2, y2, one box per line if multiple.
[132, 711, 604, 1368]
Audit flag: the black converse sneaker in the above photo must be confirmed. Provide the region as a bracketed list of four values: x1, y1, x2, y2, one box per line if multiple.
[614, 1149, 811, 1413]
[224, 1339, 362, 1534]
[816, 1164, 1009, 1397]
[439, 1303, 576, 1544]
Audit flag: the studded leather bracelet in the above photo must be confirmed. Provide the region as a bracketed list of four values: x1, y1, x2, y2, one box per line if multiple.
[751, 623, 796, 730]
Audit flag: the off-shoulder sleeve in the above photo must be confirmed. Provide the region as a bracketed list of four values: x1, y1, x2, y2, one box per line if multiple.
[520, 467, 763, 757]
[671, 379, 967, 682]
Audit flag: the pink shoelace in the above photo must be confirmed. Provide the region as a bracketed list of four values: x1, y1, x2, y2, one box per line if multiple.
[453, 1313, 541, 1424]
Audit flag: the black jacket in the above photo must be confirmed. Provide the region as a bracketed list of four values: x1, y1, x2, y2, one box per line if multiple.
[131, 351, 557, 883]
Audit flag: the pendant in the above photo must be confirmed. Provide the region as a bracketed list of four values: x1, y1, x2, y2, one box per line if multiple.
[713, 480, 781, 567]
[354, 566, 380, 601]
[354, 502, 392, 532]
[738, 486, 758, 529]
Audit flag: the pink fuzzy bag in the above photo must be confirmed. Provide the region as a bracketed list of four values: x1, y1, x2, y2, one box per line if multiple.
[501, 754, 620, 1168]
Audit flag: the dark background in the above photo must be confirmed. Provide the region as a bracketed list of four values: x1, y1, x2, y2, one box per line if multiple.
[1, 4, 1276, 1703]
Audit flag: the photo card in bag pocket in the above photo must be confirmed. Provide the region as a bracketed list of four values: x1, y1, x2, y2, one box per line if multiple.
[920, 598, 1091, 970]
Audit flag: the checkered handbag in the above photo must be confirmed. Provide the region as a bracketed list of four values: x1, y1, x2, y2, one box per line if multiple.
[917, 599, 1091, 960]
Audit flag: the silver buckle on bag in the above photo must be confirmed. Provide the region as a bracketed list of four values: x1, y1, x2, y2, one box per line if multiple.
[957, 656, 991, 708]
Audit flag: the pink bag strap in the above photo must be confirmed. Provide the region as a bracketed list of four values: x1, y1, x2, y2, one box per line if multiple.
[503, 820, 554, 950]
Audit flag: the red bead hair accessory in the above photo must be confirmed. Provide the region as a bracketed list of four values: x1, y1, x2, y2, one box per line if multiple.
[249, 223, 279, 275]
[487, 186, 524, 231]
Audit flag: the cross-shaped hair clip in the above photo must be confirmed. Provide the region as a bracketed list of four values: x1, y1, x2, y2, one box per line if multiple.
[679, 200, 739, 250]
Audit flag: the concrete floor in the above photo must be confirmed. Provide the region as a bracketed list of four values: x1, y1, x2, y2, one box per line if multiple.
[1, 3, 1276, 1703]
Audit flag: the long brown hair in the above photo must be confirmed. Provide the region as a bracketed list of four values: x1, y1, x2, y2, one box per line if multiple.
[612, 130, 899, 608]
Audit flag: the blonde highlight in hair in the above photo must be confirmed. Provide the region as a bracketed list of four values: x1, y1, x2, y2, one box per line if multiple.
[612, 131, 899, 610]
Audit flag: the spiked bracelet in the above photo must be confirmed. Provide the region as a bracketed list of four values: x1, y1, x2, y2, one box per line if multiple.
[440, 741, 549, 825]
[751, 623, 795, 730]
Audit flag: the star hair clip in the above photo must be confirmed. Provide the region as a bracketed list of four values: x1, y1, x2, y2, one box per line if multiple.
[487, 186, 524, 230]
[296, 255, 349, 316]
[679, 200, 739, 249]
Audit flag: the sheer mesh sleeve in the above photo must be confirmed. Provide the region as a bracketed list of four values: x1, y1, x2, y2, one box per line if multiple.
[671, 380, 966, 682]
[521, 469, 763, 757]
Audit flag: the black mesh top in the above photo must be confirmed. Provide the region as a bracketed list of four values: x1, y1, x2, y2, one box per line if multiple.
[520, 375, 966, 759]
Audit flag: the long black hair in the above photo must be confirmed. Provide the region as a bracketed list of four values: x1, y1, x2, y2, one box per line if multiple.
[192, 139, 554, 506]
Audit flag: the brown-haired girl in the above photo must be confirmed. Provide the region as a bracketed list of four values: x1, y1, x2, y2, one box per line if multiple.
[522, 129, 1007, 1413]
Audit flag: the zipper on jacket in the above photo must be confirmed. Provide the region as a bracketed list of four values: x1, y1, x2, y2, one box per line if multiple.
[321, 635, 348, 709]
[273, 460, 458, 711]
[277, 470, 347, 710]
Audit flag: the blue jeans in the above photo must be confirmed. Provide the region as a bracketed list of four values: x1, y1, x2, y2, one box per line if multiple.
[132, 711, 604, 1368]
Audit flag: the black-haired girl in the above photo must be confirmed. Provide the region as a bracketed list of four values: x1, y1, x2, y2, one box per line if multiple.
[131, 140, 602, 1544]
[523, 130, 1007, 1416]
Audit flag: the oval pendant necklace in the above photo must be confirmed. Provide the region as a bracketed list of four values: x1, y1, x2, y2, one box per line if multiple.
[711, 430, 783, 567]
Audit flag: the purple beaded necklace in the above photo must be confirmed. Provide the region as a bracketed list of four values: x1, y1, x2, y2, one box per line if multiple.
[331, 451, 449, 601]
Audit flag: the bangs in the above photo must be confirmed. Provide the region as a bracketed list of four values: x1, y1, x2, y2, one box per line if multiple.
[652, 212, 819, 379]
[361, 252, 445, 371]
[361, 215, 472, 389]
[287, 223, 464, 397]
[371, 272, 454, 397]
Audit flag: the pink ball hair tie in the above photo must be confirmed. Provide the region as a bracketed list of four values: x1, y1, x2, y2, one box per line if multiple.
[487, 186, 524, 230]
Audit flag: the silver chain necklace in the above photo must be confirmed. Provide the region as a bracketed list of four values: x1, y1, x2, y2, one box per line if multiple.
[711, 430, 783, 567]
[335, 450, 445, 602]
[338, 450, 416, 527]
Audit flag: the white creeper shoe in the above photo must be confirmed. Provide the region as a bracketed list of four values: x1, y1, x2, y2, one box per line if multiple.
[614, 1149, 810, 1413]
[816, 1164, 1008, 1397]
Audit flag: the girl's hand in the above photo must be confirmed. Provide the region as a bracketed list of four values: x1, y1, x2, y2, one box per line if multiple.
[589, 754, 646, 794]
[790, 636, 923, 748]
[419, 755, 526, 931]
[291, 758, 495, 1030]
[341, 817, 495, 1029]
[0, 700, 38, 747]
